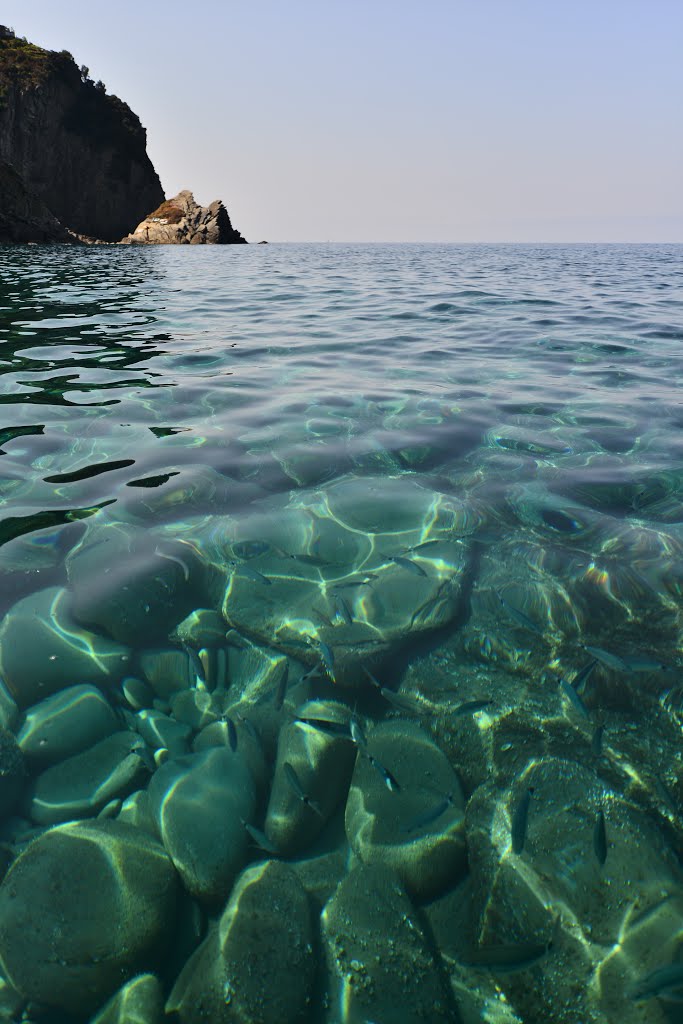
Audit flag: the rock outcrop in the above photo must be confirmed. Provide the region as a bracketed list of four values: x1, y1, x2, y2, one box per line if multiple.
[123, 191, 247, 245]
[0, 26, 163, 241]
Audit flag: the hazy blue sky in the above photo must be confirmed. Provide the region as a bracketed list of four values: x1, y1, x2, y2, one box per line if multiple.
[4, 1, 682, 242]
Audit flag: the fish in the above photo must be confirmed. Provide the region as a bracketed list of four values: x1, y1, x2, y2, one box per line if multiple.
[454, 699, 493, 716]
[572, 659, 597, 695]
[558, 676, 590, 719]
[313, 638, 335, 678]
[334, 593, 353, 625]
[283, 762, 324, 817]
[511, 787, 533, 854]
[401, 794, 454, 834]
[311, 605, 334, 628]
[378, 688, 425, 715]
[349, 714, 368, 751]
[331, 574, 378, 590]
[183, 643, 206, 684]
[593, 809, 607, 865]
[621, 654, 674, 674]
[628, 963, 683, 1003]
[242, 820, 279, 855]
[300, 664, 322, 684]
[496, 592, 544, 636]
[229, 560, 272, 586]
[389, 554, 428, 577]
[583, 645, 630, 673]
[363, 667, 382, 690]
[368, 754, 401, 793]
[236, 711, 260, 744]
[409, 539, 441, 552]
[226, 717, 238, 752]
[273, 664, 289, 710]
[232, 540, 270, 560]
[591, 724, 604, 757]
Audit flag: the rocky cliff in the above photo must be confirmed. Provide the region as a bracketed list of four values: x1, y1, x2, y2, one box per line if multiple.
[0, 26, 164, 241]
[0, 159, 75, 242]
[122, 191, 247, 245]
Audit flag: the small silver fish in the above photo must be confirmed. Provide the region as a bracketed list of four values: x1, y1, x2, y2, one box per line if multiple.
[591, 724, 604, 757]
[183, 643, 206, 684]
[559, 676, 590, 719]
[242, 820, 278, 855]
[226, 717, 238, 752]
[497, 592, 544, 636]
[283, 762, 324, 817]
[379, 687, 424, 715]
[572, 659, 597, 695]
[390, 554, 428, 578]
[229, 561, 272, 586]
[332, 574, 378, 590]
[401, 794, 454, 834]
[368, 754, 400, 792]
[349, 714, 367, 751]
[583, 645, 630, 673]
[236, 711, 260, 744]
[593, 809, 607, 865]
[313, 638, 335, 678]
[334, 593, 353, 625]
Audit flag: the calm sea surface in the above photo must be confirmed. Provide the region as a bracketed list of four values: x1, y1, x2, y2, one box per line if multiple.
[0, 243, 682, 1022]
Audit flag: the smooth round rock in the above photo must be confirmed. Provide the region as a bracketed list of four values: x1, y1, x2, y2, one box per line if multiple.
[147, 746, 256, 905]
[265, 717, 355, 855]
[27, 731, 149, 825]
[66, 525, 205, 646]
[17, 684, 119, 765]
[345, 719, 466, 898]
[167, 860, 314, 1024]
[0, 820, 177, 1015]
[0, 680, 18, 732]
[135, 708, 191, 756]
[90, 973, 164, 1024]
[321, 863, 458, 1023]
[0, 587, 131, 708]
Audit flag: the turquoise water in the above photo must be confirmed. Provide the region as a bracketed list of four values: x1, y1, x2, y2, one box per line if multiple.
[0, 243, 682, 1022]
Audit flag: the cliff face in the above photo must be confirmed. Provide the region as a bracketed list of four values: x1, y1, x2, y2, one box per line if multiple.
[0, 159, 75, 242]
[0, 27, 164, 241]
[123, 191, 247, 245]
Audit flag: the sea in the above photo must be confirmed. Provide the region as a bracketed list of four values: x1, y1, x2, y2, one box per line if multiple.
[0, 242, 682, 1023]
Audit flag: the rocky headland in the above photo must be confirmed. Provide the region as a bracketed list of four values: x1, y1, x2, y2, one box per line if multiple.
[0, 26, 246, 244]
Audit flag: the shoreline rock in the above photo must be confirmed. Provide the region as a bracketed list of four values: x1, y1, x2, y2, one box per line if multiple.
[122, 190, 247, 245]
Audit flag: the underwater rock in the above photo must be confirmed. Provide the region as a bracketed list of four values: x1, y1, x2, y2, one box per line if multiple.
[147, 746, 255, 905]
[90, 973, 164, 1024]
[465, 756, 683, 1023]
[117, 789, 157, 837]
[167, 860, 313, 1024]
[17, 684, 119, 765]
[139, 648, 198, 700]
[265, 714, 355, 855]
[171, 608, 228, 649]
[135, 708, 192, 757]
[67, 526, 206, 647]
[27, 730, 149, 825]
[0, 729, 24, 818]
[321, 862, 458, 1023]
[0, 586, 130, 708]
[345, 719, 466, 899]
[0, 820, 177, 1015]
[213, 475, 470, 687]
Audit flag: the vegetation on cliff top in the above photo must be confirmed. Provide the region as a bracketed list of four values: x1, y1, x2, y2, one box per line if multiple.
[0, 26, 150, 164]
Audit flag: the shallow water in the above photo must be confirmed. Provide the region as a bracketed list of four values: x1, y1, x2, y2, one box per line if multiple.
[0, 243, 682, 1023]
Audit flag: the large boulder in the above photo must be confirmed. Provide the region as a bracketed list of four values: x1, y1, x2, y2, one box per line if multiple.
[0, 820, 177, 1015]
[123, 191, 246, 245]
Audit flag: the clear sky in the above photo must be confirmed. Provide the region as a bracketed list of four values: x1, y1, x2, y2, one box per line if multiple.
[3, 0, 682, 242]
